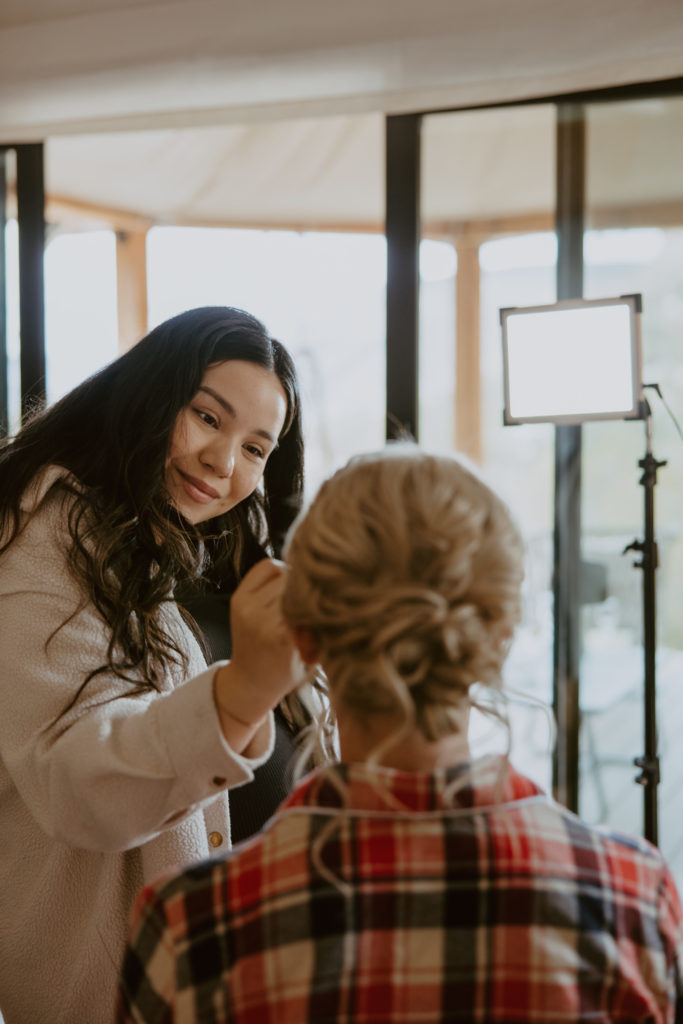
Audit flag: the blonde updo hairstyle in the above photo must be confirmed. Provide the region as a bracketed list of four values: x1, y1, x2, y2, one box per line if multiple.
[282, 447, 525, 752]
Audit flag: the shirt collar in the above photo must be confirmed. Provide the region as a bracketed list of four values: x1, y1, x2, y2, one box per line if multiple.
[284, 755, 544, 816]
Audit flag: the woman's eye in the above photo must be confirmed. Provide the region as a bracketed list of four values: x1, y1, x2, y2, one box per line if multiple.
[195, 408, 219, 429]
[245, 443, 265, 459]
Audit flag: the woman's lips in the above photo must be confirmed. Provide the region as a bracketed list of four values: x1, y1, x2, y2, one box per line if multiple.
[177, 470, 220, 504]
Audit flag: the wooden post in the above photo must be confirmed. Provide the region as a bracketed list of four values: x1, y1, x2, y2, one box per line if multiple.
[454, 238, 482, 462]
[115, 229, 148, 352]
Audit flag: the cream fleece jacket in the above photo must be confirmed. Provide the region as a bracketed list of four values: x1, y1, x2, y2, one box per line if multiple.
[0, 468, 274, 1024]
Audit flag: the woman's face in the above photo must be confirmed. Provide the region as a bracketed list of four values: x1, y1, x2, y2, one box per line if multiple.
[165, 359, 288, 524]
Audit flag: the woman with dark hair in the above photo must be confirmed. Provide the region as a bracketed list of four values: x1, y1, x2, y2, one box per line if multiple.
[0, 306, 320, 1024]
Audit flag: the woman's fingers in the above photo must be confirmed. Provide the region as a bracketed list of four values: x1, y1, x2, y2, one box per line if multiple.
[222, 558, 304, 723]
[231, 558, 287, 614]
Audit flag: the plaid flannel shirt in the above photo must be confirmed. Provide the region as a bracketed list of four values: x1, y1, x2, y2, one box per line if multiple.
[117, 756, 683, 1023]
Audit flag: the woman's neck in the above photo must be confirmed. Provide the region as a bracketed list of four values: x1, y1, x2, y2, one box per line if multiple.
[336, 709, 470, 773]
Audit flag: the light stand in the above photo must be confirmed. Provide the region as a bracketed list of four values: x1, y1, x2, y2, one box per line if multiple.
[623, 393, 666, 847]
[500, 294, 660, 846]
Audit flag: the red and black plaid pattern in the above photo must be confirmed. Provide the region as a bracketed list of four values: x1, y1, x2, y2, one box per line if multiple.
[117, 757, 683, 1023]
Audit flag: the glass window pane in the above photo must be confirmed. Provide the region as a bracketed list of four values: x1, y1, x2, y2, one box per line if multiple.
[584, 97, 683, 885]
[45, 230, 118, 402]
[421, 105, 557, 791]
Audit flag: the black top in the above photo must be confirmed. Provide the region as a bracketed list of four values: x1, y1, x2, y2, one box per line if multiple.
[179, 587, 302, 845]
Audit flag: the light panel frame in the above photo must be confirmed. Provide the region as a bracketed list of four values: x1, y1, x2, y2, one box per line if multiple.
[500, 294, 644, 426]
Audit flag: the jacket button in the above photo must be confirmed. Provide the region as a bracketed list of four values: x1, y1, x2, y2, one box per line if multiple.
[209, 831, 224, 848]
[212, 776, 227, 786]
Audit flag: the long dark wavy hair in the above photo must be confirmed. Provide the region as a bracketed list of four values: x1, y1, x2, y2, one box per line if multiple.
[0, 306, 304, 695]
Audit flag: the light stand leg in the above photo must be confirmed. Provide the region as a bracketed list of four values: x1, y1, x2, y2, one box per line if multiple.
[624, 405, 666, 846]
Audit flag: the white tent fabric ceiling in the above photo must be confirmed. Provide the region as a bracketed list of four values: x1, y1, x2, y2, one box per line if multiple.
[2, 0, 683, 139]
[2, 0, 683, 229]
[40, 100, 683, 233]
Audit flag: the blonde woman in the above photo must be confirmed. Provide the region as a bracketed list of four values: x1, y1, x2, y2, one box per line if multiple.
[118, 447, 683, 1024]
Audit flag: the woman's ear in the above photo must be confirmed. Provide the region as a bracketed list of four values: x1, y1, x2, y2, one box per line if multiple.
[291, 626, 320, 666]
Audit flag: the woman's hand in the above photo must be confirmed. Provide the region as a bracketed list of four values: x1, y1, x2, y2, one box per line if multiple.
[213, 558, 304, 754]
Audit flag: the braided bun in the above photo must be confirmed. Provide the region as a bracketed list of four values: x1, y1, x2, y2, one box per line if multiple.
[282, 446, 524, 741]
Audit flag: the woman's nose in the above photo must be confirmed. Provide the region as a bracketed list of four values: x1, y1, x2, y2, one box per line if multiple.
[202, 443, 235, 478]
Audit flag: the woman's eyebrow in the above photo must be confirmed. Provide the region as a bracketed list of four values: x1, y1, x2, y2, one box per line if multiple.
[197, 385, 277, 444]
[198, 385, 235, 418]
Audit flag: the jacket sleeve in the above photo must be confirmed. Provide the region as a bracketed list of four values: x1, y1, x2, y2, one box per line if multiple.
[0, 488, 275, 853]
